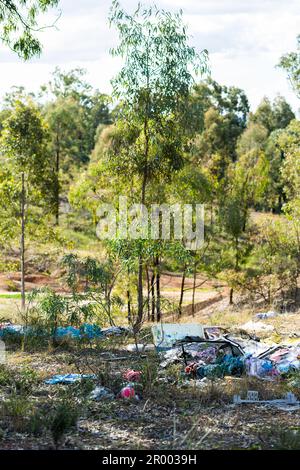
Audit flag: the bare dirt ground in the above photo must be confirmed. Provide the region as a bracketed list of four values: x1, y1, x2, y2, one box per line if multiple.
[0, 270, 225, 323]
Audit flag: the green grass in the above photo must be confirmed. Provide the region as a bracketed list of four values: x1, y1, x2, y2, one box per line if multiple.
[0, 293, 22, 299]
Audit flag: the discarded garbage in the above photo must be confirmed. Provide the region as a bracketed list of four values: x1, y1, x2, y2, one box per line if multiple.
[245, 357, 278, 378]
[0, 324, 25, 337]
[101, 326, 129, 337]
[125, 343, 155, 352]
[45, 374, 96, 385]
[152, 323, 205, 350]
[123, 370, 141, 382]
[240, 321, 275, 334]
[255, 311, 277, 320]
[90, 386, 114, 400]
[195, 355, 245, 379]
[153, 322, 300, 381]
[233, 391, 300, 410]
[227, 335, 272, 357]
[204, 326, 226, 339]
[120, 385, 136, 399]
[55, 326, 82, 339]
[80, 323, 103, 339]
[0, 322, 128, 340]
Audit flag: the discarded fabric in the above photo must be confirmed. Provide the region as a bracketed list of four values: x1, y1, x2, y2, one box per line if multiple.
[255, 311, 277, 320]
[101, 326, 129, 337]
[90, 386, 114, 400]
[123, 370, 141, 382]
[45, 374, 96, 385]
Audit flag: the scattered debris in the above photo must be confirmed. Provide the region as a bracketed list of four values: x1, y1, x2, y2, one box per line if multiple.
[125, 343, 155, 352]
[123, 370, 141, 382]
[152, 323, 205, 350]
[153, 323, 300, 381]
[152, 323, 226, 350]
[45, 374, 96, 385]
[119, 384, 137, 399]
[101, 326, 130, 337]
[240, 321, 275, 334]
[0, 323, 128, 340]
[255, 311, 278, 320]
[233, 391, 300, 410]
[90, 386, 115, 401]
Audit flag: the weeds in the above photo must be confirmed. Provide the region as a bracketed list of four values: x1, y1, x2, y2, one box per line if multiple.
[48, 400, 79, 449]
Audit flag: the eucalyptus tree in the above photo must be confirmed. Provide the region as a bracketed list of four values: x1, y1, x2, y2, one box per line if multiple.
[108, 1, 208, 328]
[0, 98, 53, 310]
[0, 0, 60, 59]
[278, 35, 300, 99]
[190, 78, 250, 161]
[43, 68, 112, 224]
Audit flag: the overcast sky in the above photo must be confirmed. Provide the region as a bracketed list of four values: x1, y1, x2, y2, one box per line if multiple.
[0, 0, 299, 113]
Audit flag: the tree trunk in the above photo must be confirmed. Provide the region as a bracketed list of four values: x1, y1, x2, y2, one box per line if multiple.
[192, 263, 197, 316]
[136, 258, 144, 329]
[229, 288, 233, 305]
[55, 134, 60, 226]
[156, 257, 161, 322]
[20, 172, 26, 312]
[179, 265, 186, 316]
[151, 271, 156, 322]
[146, 266, 150, 321]
[127, 267, 131, 324]
[127, 289, 131, 324]
[135, 48, 150, 331]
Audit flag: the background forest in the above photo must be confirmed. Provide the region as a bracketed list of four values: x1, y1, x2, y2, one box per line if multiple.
[0, 2, 299, 335]
[1, 0, 300, 452]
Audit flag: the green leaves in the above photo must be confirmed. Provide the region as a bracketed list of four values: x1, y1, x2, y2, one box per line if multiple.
[109, 1, 209, 115]
[0, 1, 60, 60]
[278, 35, 300, 99]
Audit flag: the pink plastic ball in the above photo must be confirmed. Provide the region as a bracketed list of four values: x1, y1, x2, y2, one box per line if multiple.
[120, 386, 135, 399]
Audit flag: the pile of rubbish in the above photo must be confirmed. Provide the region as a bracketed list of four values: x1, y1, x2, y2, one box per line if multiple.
[44, 368, 142, 401]
[0, 322, 129, 340]
[153, 323, 300, 381]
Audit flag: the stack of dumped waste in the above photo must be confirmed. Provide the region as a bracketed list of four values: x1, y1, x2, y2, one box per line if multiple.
[159, 338, 245, 379]
[153, 323, 300, 381]
[245, 345, 300, 378]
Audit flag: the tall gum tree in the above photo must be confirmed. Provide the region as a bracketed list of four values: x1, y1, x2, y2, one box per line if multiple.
[0, 98, 53, 310]
[108, 1, 209, 329]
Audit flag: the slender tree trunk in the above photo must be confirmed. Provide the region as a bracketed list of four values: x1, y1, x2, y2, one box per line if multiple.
[146, 266, 150, 321]
[20, 172, 26, 312]
[137, 258, 144, 328]
[229, 238, 239, 306]
[55, 134, 60, 226]
[156, 257, 161, 322]
[151, 271, 156, 322]
[229, 288, 233, 305]
[135, 45, 150, 331]
[127, 268, 131, 324]
[127, 290, 131, 324]
[135, 128, 149, 330]
[179, 265, 186, 316]
[192, 262, 197, 316]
